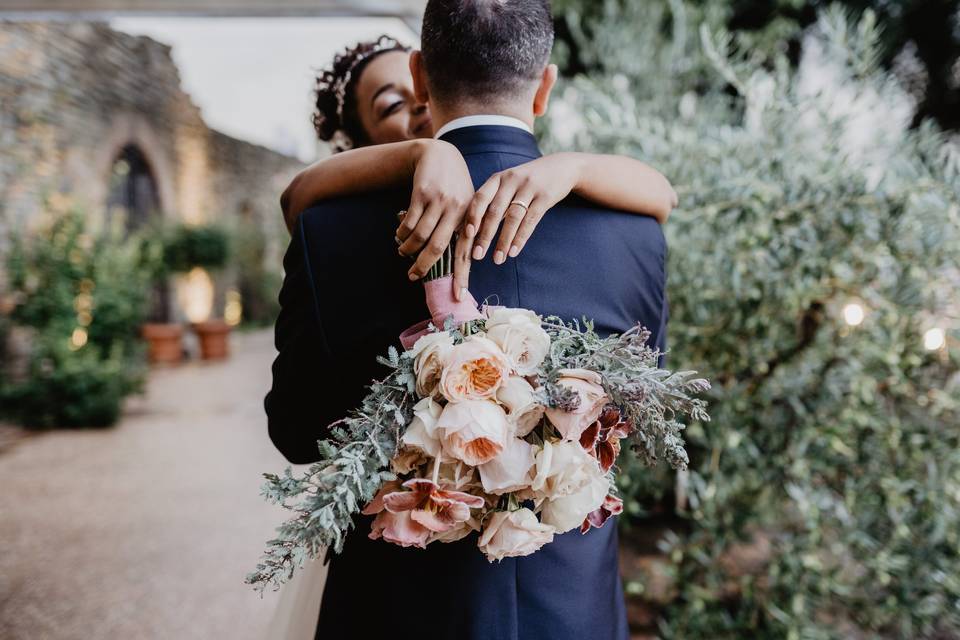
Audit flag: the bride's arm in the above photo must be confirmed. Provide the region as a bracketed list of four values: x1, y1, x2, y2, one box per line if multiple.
[279, 138, 471, 234]
[444, 152, 678, 299]
[467, 152, 677, 262]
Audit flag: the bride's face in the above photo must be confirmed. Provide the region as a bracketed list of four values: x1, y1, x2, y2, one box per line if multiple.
[354, 50, 433, 145]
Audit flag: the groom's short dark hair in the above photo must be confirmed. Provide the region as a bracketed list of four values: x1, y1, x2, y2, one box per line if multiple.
[421, 0, 554, 102]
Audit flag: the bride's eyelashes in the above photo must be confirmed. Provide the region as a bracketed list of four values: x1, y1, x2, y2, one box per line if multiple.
[377, 98, 405, 120]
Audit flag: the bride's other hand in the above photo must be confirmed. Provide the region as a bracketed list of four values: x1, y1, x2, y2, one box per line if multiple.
[467, 153, 583, 266]
[396, 139, 474, 281]
[466, 152, 677, 266]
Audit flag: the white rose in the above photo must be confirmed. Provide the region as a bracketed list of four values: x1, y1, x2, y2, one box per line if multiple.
[411, 331, 454, 398]
[540, 472, 609, 533]
[400, 397, 443, 458]
[439, 336, 511, 402]
[478, 508, 555, 562]
[495, 376, 545, 437]
[530, 439, 598, 500]
[436, 400, 510, 466]
[478, 436, 536, 495]
[484, 307, 550, 376]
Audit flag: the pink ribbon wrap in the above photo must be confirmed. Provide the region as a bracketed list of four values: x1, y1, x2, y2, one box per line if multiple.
[399, 275, 483, 350]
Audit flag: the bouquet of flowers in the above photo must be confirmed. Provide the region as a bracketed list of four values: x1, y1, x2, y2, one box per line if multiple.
[246, 253, 709, 593]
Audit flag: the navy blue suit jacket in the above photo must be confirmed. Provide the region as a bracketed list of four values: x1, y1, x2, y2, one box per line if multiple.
[265, 125, 667, 640]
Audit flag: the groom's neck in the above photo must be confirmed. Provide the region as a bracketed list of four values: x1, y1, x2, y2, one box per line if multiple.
[430, 101, 535, 133]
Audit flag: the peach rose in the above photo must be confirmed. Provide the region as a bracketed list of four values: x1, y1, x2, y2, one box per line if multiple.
[540, 472, 609, 533]
[496, 376, 545, 436]
[544, 368, 608, 441]
[436, 400, 510, 466]
[478, 508, 555, 562]
[411, 331, 454, 398]
[484, 307, 550, 375]
[478, 436, 536, 495]
[439, 336, 510, 402]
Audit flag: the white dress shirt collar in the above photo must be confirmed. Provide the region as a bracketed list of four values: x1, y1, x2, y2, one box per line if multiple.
[434, 114, 533, 139]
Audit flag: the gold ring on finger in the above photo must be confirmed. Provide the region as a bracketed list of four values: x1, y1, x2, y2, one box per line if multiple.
[509, 200, 529, 211]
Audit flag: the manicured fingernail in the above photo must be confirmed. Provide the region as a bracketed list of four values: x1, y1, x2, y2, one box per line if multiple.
[494, 250, 505, 265]
[473, 245, 484, 260]
[394, 236, 401, 245]
[508, 245, 519, 258]
[465, 223, 476, 237]
[459, 287, 468, 300]
[408, 271, 418, 281]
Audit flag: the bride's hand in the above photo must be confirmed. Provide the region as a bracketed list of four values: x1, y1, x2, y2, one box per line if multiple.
[396, 139, 474, 281]
[466, 153, 583, 265]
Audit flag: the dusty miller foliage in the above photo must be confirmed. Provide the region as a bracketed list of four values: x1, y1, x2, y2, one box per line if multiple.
[246, 320, 709, 593]
[546, 1, 960, 638]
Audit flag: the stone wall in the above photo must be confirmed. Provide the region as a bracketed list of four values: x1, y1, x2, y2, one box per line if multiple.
[0, 21, 303, 319]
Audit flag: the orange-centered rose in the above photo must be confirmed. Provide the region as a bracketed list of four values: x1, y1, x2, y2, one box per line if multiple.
[439, 336, 511, 402]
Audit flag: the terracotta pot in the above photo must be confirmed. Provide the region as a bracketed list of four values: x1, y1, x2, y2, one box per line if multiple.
[141, 323, 184, 364]
[191, 319, 231, 360]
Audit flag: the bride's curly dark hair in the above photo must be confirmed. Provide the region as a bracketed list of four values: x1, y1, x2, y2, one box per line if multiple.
[312, 35, 410, 152]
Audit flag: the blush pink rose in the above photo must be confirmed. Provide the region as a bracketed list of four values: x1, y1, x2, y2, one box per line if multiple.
[436, 400, 510, 466]
[478, 436, 536, 495]
[478, 508, 555, 562]
[496, 376, 545, 436]
[544, 368, 608, 441]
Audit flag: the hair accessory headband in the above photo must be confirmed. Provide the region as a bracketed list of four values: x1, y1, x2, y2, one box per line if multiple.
[333, 37, 399, 123]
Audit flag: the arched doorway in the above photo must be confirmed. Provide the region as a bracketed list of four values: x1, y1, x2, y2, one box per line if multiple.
[106, 144, 161, 232]
[106, 143, 169, 320]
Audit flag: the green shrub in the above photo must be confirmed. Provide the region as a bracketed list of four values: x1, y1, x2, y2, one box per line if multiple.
[547, 3, 960, 638]
[2, 208, 151, 428]
[162, 223, 230, 273]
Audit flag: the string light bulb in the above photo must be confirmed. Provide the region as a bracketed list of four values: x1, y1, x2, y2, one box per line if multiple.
[842, 303, 865, 326]
[923, 328, 946, 351]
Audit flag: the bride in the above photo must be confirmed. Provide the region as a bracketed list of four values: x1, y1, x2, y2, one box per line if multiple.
[268, 34, 678, 640]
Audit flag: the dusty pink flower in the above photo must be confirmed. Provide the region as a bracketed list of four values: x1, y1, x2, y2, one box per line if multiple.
[579, 494, 624, 534]
[544, 368, 608, 441]
[383, 478, 485, 533]
[363, 481, 431, 548]
[579, 405, 635, 473]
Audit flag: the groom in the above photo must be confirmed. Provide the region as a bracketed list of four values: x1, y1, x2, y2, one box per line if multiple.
[266, 1, 667, 638]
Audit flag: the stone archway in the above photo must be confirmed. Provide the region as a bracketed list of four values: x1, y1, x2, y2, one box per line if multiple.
[106, 143, 161, 233]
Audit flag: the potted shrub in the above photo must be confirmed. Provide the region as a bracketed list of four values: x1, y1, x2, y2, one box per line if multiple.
[163, 224, 231, 360]
[138, 231, 184, 365]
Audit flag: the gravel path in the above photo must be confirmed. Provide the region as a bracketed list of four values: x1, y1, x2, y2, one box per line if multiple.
[0, 329, 321, 640]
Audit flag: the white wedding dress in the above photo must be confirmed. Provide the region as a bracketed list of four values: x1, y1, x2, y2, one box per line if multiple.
[263, 556, 328, 640]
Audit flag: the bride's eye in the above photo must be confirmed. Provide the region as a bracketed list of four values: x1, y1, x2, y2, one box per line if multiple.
[380, 100, 404, 119]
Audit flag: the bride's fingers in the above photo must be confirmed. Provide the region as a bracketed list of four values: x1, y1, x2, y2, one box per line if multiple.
[408, 202, 462, 280]
[493, 185, 538, 264]
[398, 200, 441, 257]
[395, 198, 425, 245]
[504, 196, 548, 258]
[452, 231, 473, 301]
[474, 179, 519, 263]
[467, 176, 500, 259]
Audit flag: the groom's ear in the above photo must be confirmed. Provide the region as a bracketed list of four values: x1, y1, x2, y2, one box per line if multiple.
[409, 51, 430, 104]
[533, 63, 559, 117]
